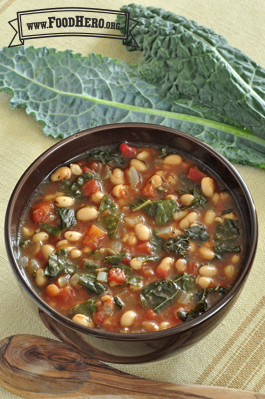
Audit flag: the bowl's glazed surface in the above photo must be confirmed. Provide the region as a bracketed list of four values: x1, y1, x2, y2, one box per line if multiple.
[5, 123, 258, 363]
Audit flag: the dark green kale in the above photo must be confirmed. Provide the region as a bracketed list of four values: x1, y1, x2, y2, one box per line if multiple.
[131, 198, 177, 225]
[78, 273, 106, 295]
[150, 231, 164, 253]
[39, 223, 63, 237]
[214, 219, 241, 254]
[72, 299, 98, 317]
[177, 286, 229, 321]
[44, 249, 76, 278]
[56, 208, 77, 229]
[164, 234, 190, 257]
[104, 253, 126, 264]
[126, 276, 143, 287]
[184, 224, 210, 243]
[140, 280, 180, 313]
[83, 259, 100, 271]
[114, 295, 124, 309]
[87, 148, 124, 166]
[98, 195, 121, 238]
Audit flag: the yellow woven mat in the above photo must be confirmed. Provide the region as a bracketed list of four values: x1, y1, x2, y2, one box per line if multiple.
[1, 0, 265, 397]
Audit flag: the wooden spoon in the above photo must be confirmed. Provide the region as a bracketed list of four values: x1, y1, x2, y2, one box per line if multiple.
[0, 335, 263, 399]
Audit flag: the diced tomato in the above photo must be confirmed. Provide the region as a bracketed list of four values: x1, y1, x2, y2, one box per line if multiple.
[130, 241, 152, 256]
[93, 310, 106, 325]
[186, 262, 199, 276]
[187, 167, 207, 184]
[89, 161, 100, 172]
[56, 286, 76, 307]
[36, 249, 44, 261]
[108, 268, 127, 285]
[82, 179, 101, 196]
[142, 182, 156, 198]
[82, 166, 93, 173]
[121, 254, 131, 264]
[82, 224, 107, 248]
[32, 202, 54, 223]
[119, 143, 137, 158]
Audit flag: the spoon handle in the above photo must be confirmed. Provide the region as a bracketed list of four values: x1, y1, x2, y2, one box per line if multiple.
[0, 335, 264, 399]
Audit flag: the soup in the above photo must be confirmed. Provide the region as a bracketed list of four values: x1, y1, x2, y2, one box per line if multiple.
[18, 143, 243, 333]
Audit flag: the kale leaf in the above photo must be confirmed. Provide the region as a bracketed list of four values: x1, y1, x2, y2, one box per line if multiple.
[56, 208, 77, 229]
[131, 198, 177, 225]
[140, 280, 180, 313]
[214, 219, 241, 254]
[87, 148, 124, 167]
[179, 188, 207, 208]
[98, 195, 121, 238]
[78, 273, 106, 295]
[72, 299, 98, 317]
[104, 253, 126, 264]
[39, 223, 63, 237]
[164, 235, 190, 257]
[184, 225, 210, 243]
[44, 249, 76, 278]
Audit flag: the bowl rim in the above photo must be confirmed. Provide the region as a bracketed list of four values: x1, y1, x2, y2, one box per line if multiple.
[5, 122, 258, 341]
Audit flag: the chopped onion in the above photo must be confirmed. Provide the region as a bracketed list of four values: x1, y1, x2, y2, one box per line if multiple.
[156, 226, 173, 239]
[97, 271, 108, 283]
[18, 256, 28, 268]
[58, 275, 70, 287]
[124, 215, 144, 227]
[127, 166, 140, 187]
[178, 291, 193, 305]
[70, 273, 80, 286]
[109, 240, 123, 252]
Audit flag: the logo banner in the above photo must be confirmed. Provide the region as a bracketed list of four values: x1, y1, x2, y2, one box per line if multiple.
[8, 7, 138, 47]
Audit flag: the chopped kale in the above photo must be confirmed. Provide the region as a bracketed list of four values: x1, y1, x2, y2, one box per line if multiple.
[184, 225, 210, 243]
[98, 195, 121, 238]
[214, 219, 241, 254]
[44, 249, 76, 278]
[127, 276, 143, 286]
[140, 280, 180, 313]
[164, 234, 190, 257]
[114, 295, 124, 309]
[56, 208, 77, 229]
[87, 148, 124, 167]
[104, 253, 126, 265]
[179, 188, 207, 208]
[78, 273, 106, 295]
[72, 299, 98, 317]
[131, 198, 177, 225]
[150, 231, 164, 253]
[39, 223, 63, 237]
[177, 286, 229, 321]
[20, 239, 31, 247]
[83, 259, 99, 271]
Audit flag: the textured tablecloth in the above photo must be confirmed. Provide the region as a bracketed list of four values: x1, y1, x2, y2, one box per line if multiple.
[1, 0, 265, 397]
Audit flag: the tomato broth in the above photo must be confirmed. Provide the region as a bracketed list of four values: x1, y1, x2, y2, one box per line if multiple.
[18, 143, 244, 334]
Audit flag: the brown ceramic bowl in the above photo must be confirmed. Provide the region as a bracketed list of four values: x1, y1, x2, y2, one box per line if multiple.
[5, 123, 258, 363]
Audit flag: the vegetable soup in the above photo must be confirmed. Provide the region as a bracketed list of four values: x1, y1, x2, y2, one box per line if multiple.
[18, 143, 244, 333]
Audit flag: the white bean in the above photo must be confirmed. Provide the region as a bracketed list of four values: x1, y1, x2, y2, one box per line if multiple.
[70, 249, 82, 259]
[135, 223, 150, 241]
[150, 174, 162, 187]
[180, 194, 194, 206]
[64, 231, 82, 241]
[179, 212, 198, 230]
[204, 210, 216, 225]
[72, 314, 94, 328]
[91, 191, 104, 204]
[231, 254, 240, 264]
[136, 151, 149, 161]
[201, 177, 214, 197]
[199, 265, 217, 277]
[120, 311, 136, 327]
[199, 246, 215, 260]
[113, 184, 126, 198]
[76, 206, 98, 221]
[35, 269, 47, 287]
[160, 322, 170, 330]
[32, 232, 49, 243]
[22, 226, 35, 238]
[41, 244, 55, 261]
[156, 257, 173, 275]
[142, 321, 159, 332]
[110, 168, 124, 185]
[173, 209, 189, 221]
[130, 258, 143, 270]
[175, 258, 187, 273]
[166, 194, 178, 201]
[127, 234, 137, 245]
[130, 159, 147, 172]
[70, 163, 82, 176]
[163, 154, 182, 166]
[224, 264, 236, 279]
[55, 196, 74, 208]
[56, 240, 68, 250]
[197, 276, 212, 289]
[51, 166, 71, 182]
